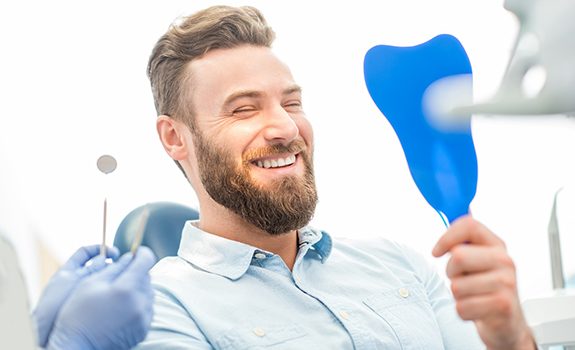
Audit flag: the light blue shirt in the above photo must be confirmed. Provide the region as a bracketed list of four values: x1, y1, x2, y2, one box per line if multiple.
[136, 222, 484, 349]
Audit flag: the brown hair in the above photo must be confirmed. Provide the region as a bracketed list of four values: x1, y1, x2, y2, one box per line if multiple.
[147, 5, 275, 125]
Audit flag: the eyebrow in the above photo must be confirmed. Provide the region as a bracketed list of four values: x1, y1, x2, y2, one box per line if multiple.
[222, 85, 303, 109]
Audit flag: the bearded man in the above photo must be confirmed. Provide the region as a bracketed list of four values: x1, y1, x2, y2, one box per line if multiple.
[136, 5, 536, 350]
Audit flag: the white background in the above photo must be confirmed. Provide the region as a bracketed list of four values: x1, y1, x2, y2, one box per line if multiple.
[2, 0, 575, 303]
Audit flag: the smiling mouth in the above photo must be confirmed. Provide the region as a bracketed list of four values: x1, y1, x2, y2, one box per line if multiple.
[252, 154, 297, 169]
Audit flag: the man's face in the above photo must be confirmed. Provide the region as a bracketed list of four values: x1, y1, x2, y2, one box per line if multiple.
[185, 45, 317, 234]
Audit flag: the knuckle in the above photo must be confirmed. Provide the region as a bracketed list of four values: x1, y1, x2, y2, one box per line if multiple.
[450, 282, 459, 298]
[455, 301, 471, 320]
[496, 252, 515, 269]
[450, 280, 465, 298]
[498, 273, 516, 290]
[445, 262, 457, 279]
[494, 292, 513, 317]
[450, 247, 465, 265]
[465, 217, 479, 232]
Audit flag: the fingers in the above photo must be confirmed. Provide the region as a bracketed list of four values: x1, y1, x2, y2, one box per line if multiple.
[89, 251, 135, 281]
[116, 247, 157, 286]
[450, 269, 517, 299]
[445, 245, 514, 278]
[88, 247, 156, 284]
[62, 245, 101, 270]
[432, 217, 535, 348]
[432, 215, 504, 257]
[62, 245, 120, 270]
[107, 246, 120, 261]
[454, 290, 517, 321]
[76, 255, 108, 277]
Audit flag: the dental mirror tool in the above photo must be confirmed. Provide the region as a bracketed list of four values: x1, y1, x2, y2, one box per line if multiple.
[97, 155, 117, 257]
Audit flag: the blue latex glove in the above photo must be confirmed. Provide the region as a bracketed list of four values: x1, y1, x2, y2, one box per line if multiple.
[33, 245, 120, 347]
[46, 246, 157, 350]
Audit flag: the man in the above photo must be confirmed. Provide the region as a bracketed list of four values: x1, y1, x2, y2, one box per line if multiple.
[137, 5, 535, 349]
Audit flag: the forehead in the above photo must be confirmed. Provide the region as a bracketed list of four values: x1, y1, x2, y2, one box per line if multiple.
[186, 45, 298, 107]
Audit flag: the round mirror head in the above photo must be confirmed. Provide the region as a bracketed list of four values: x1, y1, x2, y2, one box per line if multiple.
[97, 155, 117, 174]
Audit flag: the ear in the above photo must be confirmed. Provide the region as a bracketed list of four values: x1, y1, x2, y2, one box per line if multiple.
[156, 115, 190, 161]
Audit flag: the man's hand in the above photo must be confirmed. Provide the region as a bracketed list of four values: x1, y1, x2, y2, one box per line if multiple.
[432, 215, 536, 350]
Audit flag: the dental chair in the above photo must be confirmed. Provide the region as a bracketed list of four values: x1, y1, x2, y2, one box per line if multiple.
[113, 201, 199, 260]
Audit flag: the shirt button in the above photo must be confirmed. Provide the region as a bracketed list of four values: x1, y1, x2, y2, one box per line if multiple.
[398, 287, 410, 298]
[254, 253, 266, 260]
[253, 327, 266, 337]
[339, 311, 350, 320]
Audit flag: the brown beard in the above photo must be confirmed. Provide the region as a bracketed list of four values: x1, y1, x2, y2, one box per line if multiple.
[193, 130, 318, 235]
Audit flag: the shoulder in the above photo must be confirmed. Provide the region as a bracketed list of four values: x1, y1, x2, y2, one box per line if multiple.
[149, 256, 206, 293]
[332, 235, 428, 267]
[327, 234, 439, 284]
[151, 256, 190, 276]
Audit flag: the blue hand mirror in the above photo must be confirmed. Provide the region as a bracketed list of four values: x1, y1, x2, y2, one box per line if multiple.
[364, 34, 477, 224]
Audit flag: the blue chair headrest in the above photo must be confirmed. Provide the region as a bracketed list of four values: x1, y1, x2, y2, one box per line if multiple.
[113, 201, 199, 260]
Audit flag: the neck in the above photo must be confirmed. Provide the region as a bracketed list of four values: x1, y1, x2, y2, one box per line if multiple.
[198, 202, 299, 270]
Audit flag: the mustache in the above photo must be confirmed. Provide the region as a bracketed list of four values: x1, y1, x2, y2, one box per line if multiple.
[242, 139, 307, 163]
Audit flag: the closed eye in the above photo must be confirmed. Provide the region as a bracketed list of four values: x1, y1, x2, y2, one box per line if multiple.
[284, 101, 303, 113]
[233, 107, 258, 116]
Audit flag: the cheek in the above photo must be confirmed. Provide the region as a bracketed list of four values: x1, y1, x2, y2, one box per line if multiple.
[296, 118, 314, 147]
[219, 122, 264, 157]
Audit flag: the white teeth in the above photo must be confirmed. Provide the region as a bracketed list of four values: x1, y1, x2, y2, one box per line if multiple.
[254, 154, 297, 168]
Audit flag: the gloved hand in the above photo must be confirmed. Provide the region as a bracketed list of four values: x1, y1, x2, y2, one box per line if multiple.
[46, 246, 157, 350]
[33, 245, 120, 347]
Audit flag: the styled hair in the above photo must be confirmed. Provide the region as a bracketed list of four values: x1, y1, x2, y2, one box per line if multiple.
[147, 5, 275, 125]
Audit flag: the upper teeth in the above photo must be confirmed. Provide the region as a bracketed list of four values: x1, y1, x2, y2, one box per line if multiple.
[256, 154, 296, 169]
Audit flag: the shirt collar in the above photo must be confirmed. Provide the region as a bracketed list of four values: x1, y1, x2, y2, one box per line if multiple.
[177, 221, 333, 280]
[297, 226, 333, 262]
[177, 221, 255, 280]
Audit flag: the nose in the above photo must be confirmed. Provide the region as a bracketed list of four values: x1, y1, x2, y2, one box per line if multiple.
[261, 106, 299, 145]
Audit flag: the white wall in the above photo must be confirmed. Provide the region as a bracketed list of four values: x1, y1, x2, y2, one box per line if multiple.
[2, 0, 575, 302]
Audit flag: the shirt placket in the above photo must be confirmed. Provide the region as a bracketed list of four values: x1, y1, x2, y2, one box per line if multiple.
[292, 247, 380, 350]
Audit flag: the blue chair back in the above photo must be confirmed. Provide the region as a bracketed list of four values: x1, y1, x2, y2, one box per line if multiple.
[113, 201, 199, 259]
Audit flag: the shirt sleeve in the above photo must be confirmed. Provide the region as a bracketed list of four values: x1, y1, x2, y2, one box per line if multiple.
[399, 243, 486, 350]
[134, 284, 213, 350]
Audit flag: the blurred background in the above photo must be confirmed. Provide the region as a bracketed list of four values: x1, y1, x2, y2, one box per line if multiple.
[2, 0, 575, 304]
